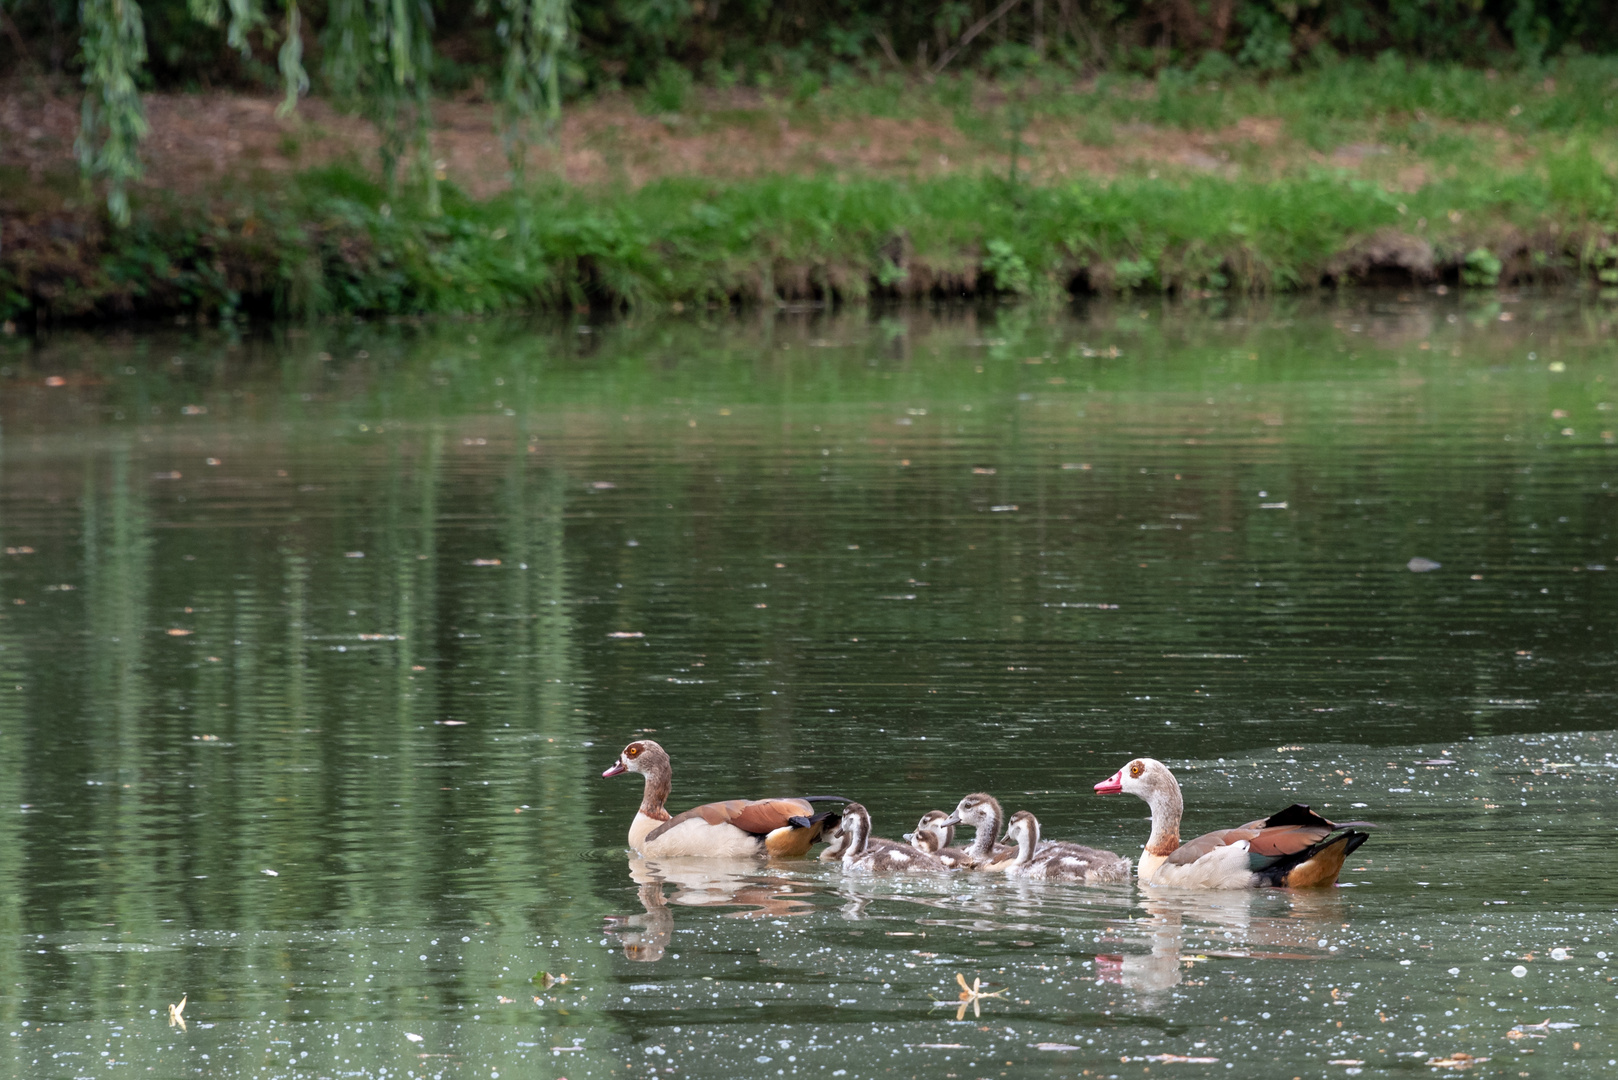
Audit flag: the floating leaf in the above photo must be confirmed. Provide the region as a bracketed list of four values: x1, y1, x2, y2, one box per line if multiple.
[1407, 556, 1442, 573]
[1426, 1053, 1487, 1069]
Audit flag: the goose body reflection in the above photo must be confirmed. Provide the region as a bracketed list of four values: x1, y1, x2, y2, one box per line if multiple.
[606, 857, 819, 961]
[1097, 890, 1351, 992]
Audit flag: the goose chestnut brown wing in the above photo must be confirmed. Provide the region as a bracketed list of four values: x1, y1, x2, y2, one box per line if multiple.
[1165, 805, 1374, 870]
[645, 798, 817, 843]
[1162, 825, 1261, 866]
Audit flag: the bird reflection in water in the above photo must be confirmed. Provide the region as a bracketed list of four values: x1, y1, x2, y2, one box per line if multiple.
[1095, 890, 1350, 993]
[604, 856, 818, 962]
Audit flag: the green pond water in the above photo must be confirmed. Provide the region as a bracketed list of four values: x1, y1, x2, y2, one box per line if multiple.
[0, 294, 1616, 1080]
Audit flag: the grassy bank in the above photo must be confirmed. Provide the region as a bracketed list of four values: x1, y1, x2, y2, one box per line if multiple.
[5, 58, 1618, 322]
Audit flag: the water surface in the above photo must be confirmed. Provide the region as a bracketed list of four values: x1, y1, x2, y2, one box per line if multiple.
[1, 294, 1616, 1078]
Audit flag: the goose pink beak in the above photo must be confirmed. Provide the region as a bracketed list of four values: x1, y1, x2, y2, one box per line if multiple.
[602, 759, 628, 778]
[1094, 770, 1124, 795]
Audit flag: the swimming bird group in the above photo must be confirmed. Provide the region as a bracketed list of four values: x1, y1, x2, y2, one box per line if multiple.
[603, 739, 1372, 889]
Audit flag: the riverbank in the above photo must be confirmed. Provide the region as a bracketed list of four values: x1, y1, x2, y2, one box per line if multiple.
[4, 59, 1618, 322]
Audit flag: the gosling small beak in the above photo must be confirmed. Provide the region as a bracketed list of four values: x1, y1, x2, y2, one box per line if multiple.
[901, 832, 915, 842]
[1094, 770, 1124, 795]
[939, 814, 963, 829]
[602, 758, 628, 778]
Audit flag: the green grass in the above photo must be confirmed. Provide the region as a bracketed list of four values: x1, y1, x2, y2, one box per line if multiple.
[792, 53, 1618, 147]
[6, 57, 1618, 323]
[7, 146, 1614, 323]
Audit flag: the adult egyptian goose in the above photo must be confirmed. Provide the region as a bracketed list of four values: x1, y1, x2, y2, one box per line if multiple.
[940, 793, 1018, 870]
[907, 810, 973, 869]
[603, 739, 842, 858]
[999, 810, 1132, 883]
[1094, 757, 1372, 889]
[834, 803, 950, 874]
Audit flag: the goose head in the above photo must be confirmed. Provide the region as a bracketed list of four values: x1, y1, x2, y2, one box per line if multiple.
[1002, 809, 1041, 853]
[603, 739, 669, 779]
[833, 802, 872, 855]
[1094, 757, 1179, 802]
[941, 792, 1002, 834]
[909, 810, 955, 853]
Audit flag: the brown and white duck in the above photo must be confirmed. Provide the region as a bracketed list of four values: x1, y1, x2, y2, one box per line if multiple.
[833, 803, 950, 874]
[1094, 757, 1372, 889]
[603, 739, 843, 858]
[906, 810, 973, 869]
[939, 793, 1018, 870]
[999, 810, 1132, 884]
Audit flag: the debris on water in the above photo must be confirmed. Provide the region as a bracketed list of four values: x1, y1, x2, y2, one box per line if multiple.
[1327, 1061, 1364, 1066]
[1508, 1019, 1576, 1039]
[1417, 759, 1456, 765]
[1511, 965, 1528, 977]
[1035, 1043, 1083, 1051]
[1425, 1054, 1486, 1069]
[532, 971, 570, 989]
[1407, 556, 1442, 573]
[607, 631, 645, 638]
[261, 869, 278, 876]
[937, 973, 1006, 1020]
[166, 628, 193, 637]
[1550, 947, 1569, 960]
[914, 1043, 968, 1049]
[405, 1033, 424, 1043]
[1146, 1054, 1219, 1064]
[167, 994, 187, 1031]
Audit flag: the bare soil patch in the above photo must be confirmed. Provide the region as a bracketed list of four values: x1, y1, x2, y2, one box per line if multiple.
[2, 83, 1513, 201]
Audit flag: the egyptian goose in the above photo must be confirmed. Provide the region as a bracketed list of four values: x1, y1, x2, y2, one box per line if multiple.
[940, 793, 1018, 870]
[602, 739, 842, 858]
[907, 810, 973, 870]
[999, 810, 1132, 883]
[833, 803, 950, 874]
[1094, 757, 1372, 889]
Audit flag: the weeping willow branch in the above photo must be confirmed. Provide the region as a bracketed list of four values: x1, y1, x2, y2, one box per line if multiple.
[324, 0, 439, 211]
[188, 0, 308, 116]
[277, 2, 309, 118]
[77, 0, 150, 226]
[495, 0, 569, 186]
[187, 0, 267, 54]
